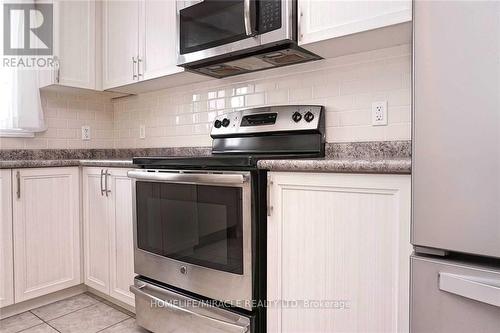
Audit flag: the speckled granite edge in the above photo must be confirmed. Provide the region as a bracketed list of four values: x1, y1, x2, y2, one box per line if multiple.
[0, 147, 212, 161]
[257, 158, 411, 174]
[0, 159, 135, 169]
[325, 140, 411, 159]
[0, 159, 82, 169]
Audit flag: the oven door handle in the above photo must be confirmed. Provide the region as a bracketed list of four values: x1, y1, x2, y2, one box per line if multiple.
[130, 284, 250, 333]
[127, 170, 248, 186]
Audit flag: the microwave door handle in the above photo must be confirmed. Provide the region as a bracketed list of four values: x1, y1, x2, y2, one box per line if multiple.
[243, 0, 254, 36]
[127, 170, 248, 186]
[130, 285, 250, 333]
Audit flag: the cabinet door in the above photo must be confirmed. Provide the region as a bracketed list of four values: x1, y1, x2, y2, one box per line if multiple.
[82, 167, 110, 294]
[0, 170, 14, 308]
[267, 172, 411, 333]
[139, 0, 182, 81]
[54, 0, 97, 89]
[108, 169, 135, 306]
[13, 167, 81, 302]
[298, 0, 411, 45]
[102, 0, 139, 89]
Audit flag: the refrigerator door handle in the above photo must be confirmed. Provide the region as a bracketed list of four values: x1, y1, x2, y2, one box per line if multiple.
[439, 272, 500, 307]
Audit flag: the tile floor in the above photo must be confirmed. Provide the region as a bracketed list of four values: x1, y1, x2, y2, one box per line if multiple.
[0, 293, 149, 333]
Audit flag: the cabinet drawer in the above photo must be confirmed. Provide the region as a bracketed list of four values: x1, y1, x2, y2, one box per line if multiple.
[411, 256, 500, 333]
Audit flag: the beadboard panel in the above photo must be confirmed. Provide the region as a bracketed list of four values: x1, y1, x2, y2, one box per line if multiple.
[12, 167, 81, 302]
[267, 172, 411, 333]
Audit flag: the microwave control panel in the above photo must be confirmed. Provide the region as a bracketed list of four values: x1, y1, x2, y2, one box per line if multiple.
[258, 1, 282, 33]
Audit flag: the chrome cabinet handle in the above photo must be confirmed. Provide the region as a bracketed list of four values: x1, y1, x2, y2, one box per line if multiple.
[439, 272, 500, 307]
[137, 57, 143, 78]
[16, 171, 20, 199]
[130, 284, 249, 332]
[243, 0, 254, 36]
[100, 169, 105, 196]
[132, 56, 138, 80]
[127, 170, 248, 186]
[104, 169, 111, 197]
[267, 175, 273, 216]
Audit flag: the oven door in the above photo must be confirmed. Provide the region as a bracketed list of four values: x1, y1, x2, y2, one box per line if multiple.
[177, 0, 294, 66]
[128, 169, 253, 310]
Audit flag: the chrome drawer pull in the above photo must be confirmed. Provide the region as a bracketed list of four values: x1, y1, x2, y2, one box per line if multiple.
[439, 272, 500, 307]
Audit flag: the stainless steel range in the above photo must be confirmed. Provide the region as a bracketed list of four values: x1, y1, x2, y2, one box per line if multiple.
[128, 105, 325, 333]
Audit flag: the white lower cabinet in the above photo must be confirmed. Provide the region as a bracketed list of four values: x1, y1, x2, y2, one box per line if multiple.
[83, 167, 135, 307]
[12, 168, 81, 303]
[0, 169, 14, 308]
[267, 172, 411, 333]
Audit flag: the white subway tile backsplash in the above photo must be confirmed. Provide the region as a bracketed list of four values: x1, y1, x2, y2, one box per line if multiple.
[4, 45, 410, 150]
[245, 93, 265, 107]
[110, 45, 411, 148]
[288, 87, 313, 102]
[266, 89, 288, 105]
[4, 91, 115, 149]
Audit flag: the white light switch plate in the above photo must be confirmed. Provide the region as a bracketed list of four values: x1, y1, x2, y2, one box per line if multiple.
[81, 126, 91, 140]
[372, 101, 388, 126]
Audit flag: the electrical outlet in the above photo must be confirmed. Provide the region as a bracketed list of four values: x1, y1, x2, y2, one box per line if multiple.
[139, 125, 146, 139]
[81, 126, 91, 140]
[372, 101, 388, 126]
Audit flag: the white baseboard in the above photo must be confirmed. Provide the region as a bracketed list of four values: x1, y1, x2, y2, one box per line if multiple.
[0, 284, 87, 320]
[86, 287, 135, 315]
[0, 284, 136, 320]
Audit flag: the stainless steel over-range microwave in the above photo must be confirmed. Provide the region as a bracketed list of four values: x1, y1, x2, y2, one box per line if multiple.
[176, 0, 321, 78]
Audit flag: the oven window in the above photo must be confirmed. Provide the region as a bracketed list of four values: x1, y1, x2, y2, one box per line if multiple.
[180, 0, 251, 54]
[136, 182, 244, 275]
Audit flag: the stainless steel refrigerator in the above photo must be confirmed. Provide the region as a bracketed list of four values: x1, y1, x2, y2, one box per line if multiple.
[411, 1, 500, 332]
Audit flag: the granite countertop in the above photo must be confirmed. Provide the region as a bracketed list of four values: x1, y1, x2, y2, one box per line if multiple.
[0, 141, 412, 174]
[0, 159, 134, 169]
[257, 157, 411, 174]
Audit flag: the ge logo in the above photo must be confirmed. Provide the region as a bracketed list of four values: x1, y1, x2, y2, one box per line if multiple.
[3, 3, 53, 55]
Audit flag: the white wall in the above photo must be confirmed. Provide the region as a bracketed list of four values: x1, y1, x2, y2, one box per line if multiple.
[113, 44, 410, 149]
[0, 44, 410, 150]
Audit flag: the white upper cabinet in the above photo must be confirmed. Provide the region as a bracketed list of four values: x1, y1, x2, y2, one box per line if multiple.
[102, 0, 206, 93]
[298, 0, 412, 58]
[102, 0, 140, 90]
[40, 0, 100, 90]
[267, 172, 411, 333]
[139, 0, 182, 81]
[0, 170, 14, 308]
[12, 167, 81, 303]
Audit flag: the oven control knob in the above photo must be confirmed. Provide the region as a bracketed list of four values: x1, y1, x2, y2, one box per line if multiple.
[292, 112, 302, 122]
[214, 119, 222, 128]
[304, 111, 315, 122]
[222, 118, 230, 127]
[180, 266, 187, 275]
